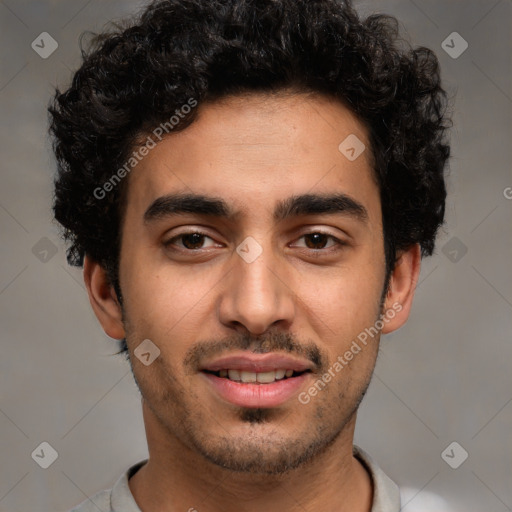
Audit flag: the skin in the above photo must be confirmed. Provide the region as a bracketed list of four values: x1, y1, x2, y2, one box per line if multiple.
[84, 91, 421, 512]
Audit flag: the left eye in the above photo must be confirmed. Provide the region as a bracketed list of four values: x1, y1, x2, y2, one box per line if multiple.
[292, 232, 342, 250]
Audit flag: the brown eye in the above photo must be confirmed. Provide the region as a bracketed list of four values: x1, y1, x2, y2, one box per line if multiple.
[180, 233, 206, 250]
[164, 231, 217, 251]
[293, 232, 343, 251]
[303, 233, 331, 249]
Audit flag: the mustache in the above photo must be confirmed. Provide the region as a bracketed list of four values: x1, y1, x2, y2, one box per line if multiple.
[183, 330, 326, 372]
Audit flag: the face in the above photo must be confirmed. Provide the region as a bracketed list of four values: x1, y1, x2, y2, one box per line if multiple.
[90, 92, 413, 475]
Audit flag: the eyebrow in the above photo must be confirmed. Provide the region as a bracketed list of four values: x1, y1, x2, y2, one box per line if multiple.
[143, 192, 369, 225]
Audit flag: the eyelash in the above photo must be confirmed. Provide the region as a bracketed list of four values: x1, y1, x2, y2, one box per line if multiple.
[163, 230, 347, 254]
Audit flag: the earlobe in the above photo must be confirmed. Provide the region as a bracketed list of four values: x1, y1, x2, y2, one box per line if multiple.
[83, 255, 126, 340]
[381, 244, 422, 334]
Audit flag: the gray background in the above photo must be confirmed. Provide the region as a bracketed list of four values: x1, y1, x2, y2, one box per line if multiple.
[0, 0, 511, 510]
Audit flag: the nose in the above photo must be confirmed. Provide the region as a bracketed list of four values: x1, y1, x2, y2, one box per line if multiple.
[217, 241, 296, 336]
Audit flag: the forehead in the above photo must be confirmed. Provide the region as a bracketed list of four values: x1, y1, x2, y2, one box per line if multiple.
[123, 92, 379, 224]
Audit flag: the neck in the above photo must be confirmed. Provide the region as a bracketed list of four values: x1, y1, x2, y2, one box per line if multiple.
[129, 400, 373, 512]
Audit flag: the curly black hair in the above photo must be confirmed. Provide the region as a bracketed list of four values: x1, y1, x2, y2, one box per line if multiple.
[49, 0, 450, 350]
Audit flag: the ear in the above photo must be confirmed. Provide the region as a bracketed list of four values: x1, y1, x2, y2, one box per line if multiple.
[381, 243, 422, 334]
[83, 254, 125, 339]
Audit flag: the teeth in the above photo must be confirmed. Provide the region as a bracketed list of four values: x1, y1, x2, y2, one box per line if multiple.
[216, 369, 298, 383]
[228, 369, 240, 381]
[256, 371, 276, 383]
[240, 371, 257, 383]
[275, 369, 286, 380]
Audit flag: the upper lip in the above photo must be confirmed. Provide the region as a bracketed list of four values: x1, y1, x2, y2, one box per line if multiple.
[200, 353, 314, 373]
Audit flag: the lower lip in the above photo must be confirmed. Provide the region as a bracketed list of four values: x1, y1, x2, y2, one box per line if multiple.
[201, 372, 310, 408]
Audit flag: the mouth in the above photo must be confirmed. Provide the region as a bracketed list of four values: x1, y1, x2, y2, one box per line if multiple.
[202, 368, 311, 384]
[199, 353, 314, 408]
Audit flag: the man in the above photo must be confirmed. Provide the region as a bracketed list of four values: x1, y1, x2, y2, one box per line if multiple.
[49, 0, 450, 510]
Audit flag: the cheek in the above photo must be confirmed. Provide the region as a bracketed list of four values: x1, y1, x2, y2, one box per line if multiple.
[297, 264, 383, 336]
[119, 217, 203, 315]
[297, 269, 383, 385]
[122, 260, 219, 345]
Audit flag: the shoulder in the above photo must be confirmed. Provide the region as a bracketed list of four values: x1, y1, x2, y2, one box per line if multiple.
[68, 488, 111, 512]
[353, 445, 401, 512]
[67, 459, 147, 512]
